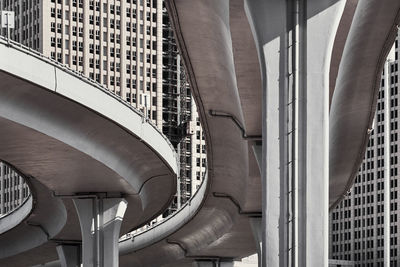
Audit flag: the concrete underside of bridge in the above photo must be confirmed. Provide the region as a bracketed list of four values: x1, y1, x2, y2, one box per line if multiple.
[0, 40, 177, 266]
[118, 0, 400, 266]
[1, 0, 400, 266]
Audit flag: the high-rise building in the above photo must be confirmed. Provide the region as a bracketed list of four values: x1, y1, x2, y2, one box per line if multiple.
[0, 0, 205, 219]
[330, 35, 400, 266]
[0, 161, 30, 216]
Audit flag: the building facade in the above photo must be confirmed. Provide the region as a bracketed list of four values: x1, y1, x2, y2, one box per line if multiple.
[0, 0, 205, 219]
[330, 36, 400, 266]
[0, 162, 30, 216]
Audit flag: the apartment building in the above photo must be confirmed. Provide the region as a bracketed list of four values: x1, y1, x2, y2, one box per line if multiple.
[330, 36, 400, 266]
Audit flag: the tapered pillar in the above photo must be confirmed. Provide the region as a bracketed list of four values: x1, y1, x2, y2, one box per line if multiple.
[56, 244, 80, 267]
[73, 197, 127, 267]
[219, 261, 234, 267]
[193, 260, 216, 267]
[193, 259, 233, 267]
[245, 0, 345, 266]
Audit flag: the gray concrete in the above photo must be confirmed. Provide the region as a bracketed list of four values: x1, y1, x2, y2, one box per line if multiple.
[119, 0, 260, 265]
[245, 0, 345, 266]
[193, 261, 216, 267]
[0, 195, 32, 234]
[249, 218, 262, 266]
[193, 260, 234, 267]
[56, 245, 80, 267]
[74, 198, 127, 267]
[0, 37, 177, 266]
[0, 179, 67, 262]
[329, 0, 400, 209]
[120, 0, 400, 266]
[1, 0, 399, 266]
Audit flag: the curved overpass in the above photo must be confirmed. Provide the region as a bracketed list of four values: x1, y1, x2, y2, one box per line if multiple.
[1, 0, 400, 266]
[0, 37, 177, 266]
[121, 0, 400, 266]
[329, 0, 400, 209]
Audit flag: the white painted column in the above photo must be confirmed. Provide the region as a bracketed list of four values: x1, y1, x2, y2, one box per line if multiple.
[56, 244, 80, 267]
[383, 59, 391, 267]
[73, 198, 127, 267]
[245, 0, 345, 266]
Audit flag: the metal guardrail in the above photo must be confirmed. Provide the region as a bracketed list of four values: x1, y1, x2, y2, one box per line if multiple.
[0, 36, 177, 157]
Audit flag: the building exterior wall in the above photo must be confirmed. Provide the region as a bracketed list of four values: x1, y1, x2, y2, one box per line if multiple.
[0, 162, 30, 216]
[330, 35, 400, 266]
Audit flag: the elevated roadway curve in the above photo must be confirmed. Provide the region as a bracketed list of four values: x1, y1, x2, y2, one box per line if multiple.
[119, 0, 400, 266]
[1, 0, 400, 266]
[0, 38, 177, 266]
[329, 0, 400, 209]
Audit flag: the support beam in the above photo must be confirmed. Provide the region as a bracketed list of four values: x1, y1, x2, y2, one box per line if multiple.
[245, 0, 345, 266]
[56, 244, 80, 267]
[73, 197, 127, 267]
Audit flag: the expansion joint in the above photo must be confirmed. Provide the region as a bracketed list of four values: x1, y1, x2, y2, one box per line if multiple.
[208, 110, 262, 140]
[212, 192, 262, 217]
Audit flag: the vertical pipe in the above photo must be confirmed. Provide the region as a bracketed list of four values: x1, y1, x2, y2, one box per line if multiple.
[292, 0, 300, 266]
[177, 53, 181, 209]
[99, 198, 104, 267]
[384, 59, 391, 267]
[94, 198, 100, 267]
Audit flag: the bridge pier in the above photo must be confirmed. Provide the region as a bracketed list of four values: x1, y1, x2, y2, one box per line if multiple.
[245, 0, 345, 266]
[56, 244, 80, 267]
[193, 259, 234, 267]
[73, 197, 127, 267]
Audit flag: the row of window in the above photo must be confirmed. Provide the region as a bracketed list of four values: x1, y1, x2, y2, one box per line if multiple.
[51, 0, 157, 11]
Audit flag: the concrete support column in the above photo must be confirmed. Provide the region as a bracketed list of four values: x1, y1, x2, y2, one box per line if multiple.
[245, 0, 345, 266]
[193, 260, 216, 267]
[56, 244, 80, 267]
[219, 261, 234, 267]
[193, 260, 233, 267]
[73, 197, 127, 267]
